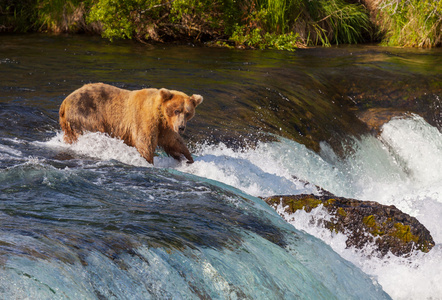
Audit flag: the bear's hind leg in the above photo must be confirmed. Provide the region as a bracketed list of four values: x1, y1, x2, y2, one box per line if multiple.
[60, 119, 80, 144]
[59, 101, 79, 144]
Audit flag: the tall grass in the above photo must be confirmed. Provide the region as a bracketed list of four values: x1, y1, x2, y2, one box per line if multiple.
[254, 0, 301, 34]
[231, 0, 371, 48]
[297, 0, 371, 45]
[36, 0, 85, 33]
[378, 0, 442, 47]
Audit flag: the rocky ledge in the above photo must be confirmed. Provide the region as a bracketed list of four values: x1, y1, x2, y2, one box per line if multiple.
[264, 194, 435, 257]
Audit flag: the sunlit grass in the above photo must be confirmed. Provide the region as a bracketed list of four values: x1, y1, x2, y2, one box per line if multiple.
[378, 0, 442, 47]
[233, 0, 371, 47]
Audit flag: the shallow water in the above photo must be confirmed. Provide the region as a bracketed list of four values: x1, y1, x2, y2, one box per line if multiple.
[1, 34, 441, 299]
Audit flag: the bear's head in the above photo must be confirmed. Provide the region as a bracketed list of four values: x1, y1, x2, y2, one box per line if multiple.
[160, 89, 203, 134]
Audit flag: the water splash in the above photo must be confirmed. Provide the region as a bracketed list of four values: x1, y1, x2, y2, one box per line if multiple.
[179, 114, 442, 299]
[37, 114, 442, 299]
[43, 132, 151, 168]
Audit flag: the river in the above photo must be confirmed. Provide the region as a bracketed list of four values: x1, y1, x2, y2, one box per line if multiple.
[1, 34, 441, 299]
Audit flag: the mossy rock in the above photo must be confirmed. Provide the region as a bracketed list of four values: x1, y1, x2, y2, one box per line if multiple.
[264, 194, 435, 256]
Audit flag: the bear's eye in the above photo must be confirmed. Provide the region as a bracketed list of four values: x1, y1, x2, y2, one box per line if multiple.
[174, 110, 181, 115]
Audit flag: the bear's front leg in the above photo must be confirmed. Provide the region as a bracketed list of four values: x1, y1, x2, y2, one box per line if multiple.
[160, 133, 194, 163]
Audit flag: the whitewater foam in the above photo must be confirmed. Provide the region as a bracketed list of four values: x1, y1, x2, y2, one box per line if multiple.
[180, 115, 442, 299]
[264, 115, 442, 300]
[43, 132, 152, 168]
[178, 142, 321, 197]
[0, 145, 22, 159]
[274, 201, 442, 299]
[39, 115, 442, 299]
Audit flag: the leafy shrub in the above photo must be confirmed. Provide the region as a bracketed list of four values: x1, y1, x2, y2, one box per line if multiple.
[87, 0, 235, 42]
[230, 26, 302, 50]
[5, 0, 440, 49]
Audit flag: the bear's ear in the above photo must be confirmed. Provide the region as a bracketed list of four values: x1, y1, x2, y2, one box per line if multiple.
[160, 88, 173, 102]
[190, 94, 203, 107]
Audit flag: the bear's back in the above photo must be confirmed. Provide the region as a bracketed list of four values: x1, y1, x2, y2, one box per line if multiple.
[66, 83, 129, 116]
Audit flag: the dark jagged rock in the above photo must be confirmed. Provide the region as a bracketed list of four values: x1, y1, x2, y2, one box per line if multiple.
[264, 194, 435, 257]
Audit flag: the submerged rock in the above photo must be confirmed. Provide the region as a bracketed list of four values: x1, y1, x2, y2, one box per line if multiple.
[356, 108, 410, 132]
[264, 194, 435, 257]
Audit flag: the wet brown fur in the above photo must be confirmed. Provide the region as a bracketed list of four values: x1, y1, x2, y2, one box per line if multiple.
[59, 83, 203, 164]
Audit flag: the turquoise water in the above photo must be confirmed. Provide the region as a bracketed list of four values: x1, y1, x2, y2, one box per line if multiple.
[0, 131, 390, 298]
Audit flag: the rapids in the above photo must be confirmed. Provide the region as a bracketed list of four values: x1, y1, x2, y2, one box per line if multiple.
[1, 34, 441, 299]
[35, 113, 442, 299]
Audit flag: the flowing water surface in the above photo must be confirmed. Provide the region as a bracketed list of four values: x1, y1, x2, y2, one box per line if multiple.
[1, 34, 442, 299]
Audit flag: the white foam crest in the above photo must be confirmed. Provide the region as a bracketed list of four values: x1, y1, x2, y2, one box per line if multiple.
[275, 203, 349, 250]
[375, 115, 442, 206]
[413, 197, 442, 243]
[44, 132, 151, 167]
[40, 133, 339, 198]
[0, 144, 22, 159]
[177, 141, 320, 197]
[318, 135, 416, 212]
[241, 115, 442, 300]
[381, 114, 442, 182]
[307, 115, 442, 217]
[364, 247, 442, 300]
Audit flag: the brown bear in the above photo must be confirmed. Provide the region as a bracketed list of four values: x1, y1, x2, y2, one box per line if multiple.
[59, 83, 203, 164]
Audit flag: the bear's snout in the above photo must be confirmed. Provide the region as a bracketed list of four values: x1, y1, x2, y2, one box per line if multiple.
[178, 125, 186, 134]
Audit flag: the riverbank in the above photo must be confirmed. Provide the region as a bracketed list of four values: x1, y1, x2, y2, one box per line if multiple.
[1, 0, 441, 49]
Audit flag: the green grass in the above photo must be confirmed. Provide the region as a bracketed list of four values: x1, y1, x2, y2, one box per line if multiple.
[36, 0, 84, 32]
[304, 0, 371, 45]
[378, 0, 442, 47]
[0, 0, 95, 33]
[230, 0, 371, 48]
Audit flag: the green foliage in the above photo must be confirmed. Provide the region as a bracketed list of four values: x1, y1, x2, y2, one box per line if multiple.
[87, 0, 232, 42]
[85, 0, 371, 47]
[268, 31, 302, 50]
[378, 0, 442, 47]
[3, 0, 441, 49]
[229, 0, 370, 48]
[254, 0, 303, 34]
[36, 0, 85, 32]
[0, 0, 94, 33]
[87, 0, 144, 40]
[0, 0, 38, 32]
[230, 25, 302, 51]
